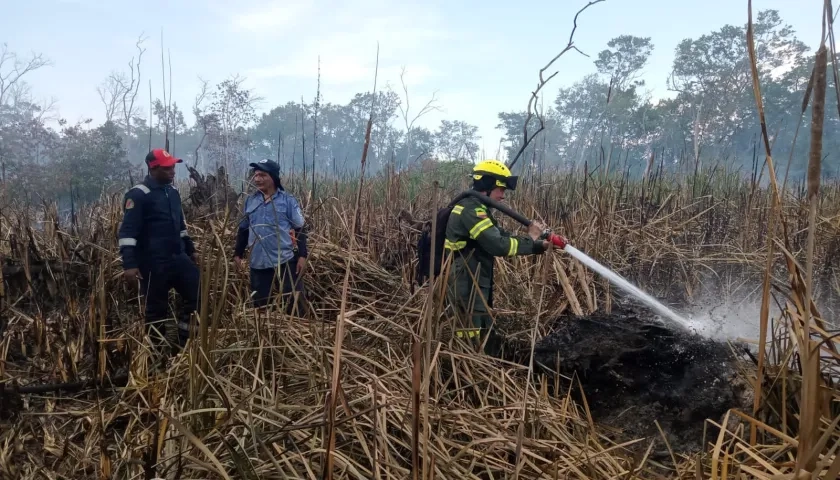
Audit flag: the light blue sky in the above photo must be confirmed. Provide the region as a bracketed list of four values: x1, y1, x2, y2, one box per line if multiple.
[2, 0, 823, 158]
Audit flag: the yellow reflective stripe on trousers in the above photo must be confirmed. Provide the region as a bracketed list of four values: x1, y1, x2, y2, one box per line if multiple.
[452, 205, 464, 215]
[455, 328, 480, 338]
[508, 237, 518, 256]
[469, 218, 493, 239]
[444, 239, 467, 251]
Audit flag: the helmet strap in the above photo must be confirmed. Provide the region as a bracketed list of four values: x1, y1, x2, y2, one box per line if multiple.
[472, 175, 497, 193]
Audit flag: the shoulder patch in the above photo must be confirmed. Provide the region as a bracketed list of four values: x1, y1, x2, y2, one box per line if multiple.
[475, 207, 487, 218]
[125, 198, 135, 210]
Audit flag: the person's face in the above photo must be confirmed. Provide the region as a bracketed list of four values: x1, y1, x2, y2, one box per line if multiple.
[489, 186, 506, 202]
[253, 170, 273, 192]
[151, 165, 175, 184]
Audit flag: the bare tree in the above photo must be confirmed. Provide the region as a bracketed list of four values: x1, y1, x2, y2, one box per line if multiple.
[115, 35, 147, 139]
[3, 79, 57, 123]
[312, 56, 321, 196]
[192, 77, 211, 170]
[0, 43, 51, 106]
[96, 73, 126, 123]
[207, 74, 261, 175]
[506, 0, 604, 170]
[397, 66, 440, 168]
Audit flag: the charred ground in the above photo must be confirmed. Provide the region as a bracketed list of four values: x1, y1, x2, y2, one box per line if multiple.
[501, 301, 753, 454]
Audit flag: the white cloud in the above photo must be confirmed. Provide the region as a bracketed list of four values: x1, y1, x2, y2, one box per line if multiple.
[220, 0, 486, 138]
[238, 2, 448, 90]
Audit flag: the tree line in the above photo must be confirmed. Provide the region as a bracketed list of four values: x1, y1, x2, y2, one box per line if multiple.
[0, 9, 833, 207]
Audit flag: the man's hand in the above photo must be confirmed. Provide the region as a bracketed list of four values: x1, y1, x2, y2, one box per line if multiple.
[234, 256, 245, 271]
[296, 256, 307, 276]
[124, 268, 143, 284]
[527, 221, 547, 242]
[190, 252, 199, 264]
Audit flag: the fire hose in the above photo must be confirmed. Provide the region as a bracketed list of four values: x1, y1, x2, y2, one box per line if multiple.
[448, 190, 693, 331]
[448, 190, 569, 248]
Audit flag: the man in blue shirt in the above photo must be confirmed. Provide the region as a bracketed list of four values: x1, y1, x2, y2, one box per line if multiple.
[118, 148, 200, 355]
[234, 159, 309, 315]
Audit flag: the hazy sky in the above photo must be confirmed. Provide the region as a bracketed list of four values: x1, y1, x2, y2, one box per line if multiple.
[2, 0, 823, 159]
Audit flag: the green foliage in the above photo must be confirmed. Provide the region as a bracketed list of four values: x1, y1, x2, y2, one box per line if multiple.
[595, 35, 653, 89]
[0, 100, 56, 172]
[2, 119, 133, 205]
[1, 8, 837, 210]
[52, 120, 131, 203]
[434, 120, 480, 162]
[498, 9, 838, 180]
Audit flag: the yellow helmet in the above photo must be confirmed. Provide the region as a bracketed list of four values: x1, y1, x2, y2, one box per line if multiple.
[472, 159, 518, 190]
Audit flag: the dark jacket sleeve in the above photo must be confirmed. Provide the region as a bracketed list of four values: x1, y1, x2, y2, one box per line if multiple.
[491, 211, 547, 255]
[118, 190, 146, 270]
[234, 206, 250, 258]
[462, 205, 541, 257]
[234, 226, 249, 257]
[294, 226, 309, 258]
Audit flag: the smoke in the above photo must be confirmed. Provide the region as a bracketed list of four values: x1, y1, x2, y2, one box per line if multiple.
[683, 299, 772, 341]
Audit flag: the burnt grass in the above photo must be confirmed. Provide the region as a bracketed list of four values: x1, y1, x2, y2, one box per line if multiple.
[500, 301, 753, 454]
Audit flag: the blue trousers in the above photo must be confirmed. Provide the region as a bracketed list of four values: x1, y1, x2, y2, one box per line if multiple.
[139, 253, 200, 351]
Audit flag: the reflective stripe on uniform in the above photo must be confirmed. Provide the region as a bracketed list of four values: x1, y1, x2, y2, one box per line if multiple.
[508, 237, 518, 256]
[131, 184, 151, 194]
[178, 321, 190, 332]
[452, 205, 464, 215]
[469, 218, 493, 239]
[444, 239, 467, 251]
[180, 230, 188, 238]
[455, 328, 480, 338]
[119, 238, 137, 246]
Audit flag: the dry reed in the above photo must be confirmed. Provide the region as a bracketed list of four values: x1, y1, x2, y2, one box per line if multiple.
[0, 163, 838, 479]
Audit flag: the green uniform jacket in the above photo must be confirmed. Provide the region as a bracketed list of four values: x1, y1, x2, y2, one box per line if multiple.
[444, 194, 545, 324]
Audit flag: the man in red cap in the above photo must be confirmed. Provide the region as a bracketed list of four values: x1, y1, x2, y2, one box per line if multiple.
[118, 148, 200, 356]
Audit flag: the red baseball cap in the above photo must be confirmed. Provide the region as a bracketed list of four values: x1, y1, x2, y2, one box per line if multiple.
[145, 148, 183, 168]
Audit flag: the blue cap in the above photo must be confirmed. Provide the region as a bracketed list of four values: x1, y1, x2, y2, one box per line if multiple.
[249, 159, 283, 190]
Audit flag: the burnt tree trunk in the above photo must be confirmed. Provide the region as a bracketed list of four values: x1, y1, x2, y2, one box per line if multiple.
[186, 166, 240, 220]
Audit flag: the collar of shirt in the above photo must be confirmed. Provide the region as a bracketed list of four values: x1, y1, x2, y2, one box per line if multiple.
[144, 175, 172, 190]
[260, 189, 280, 202]
[247, 189, 281, 208]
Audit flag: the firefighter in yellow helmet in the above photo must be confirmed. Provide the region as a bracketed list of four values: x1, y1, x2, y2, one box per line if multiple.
[444, 160, 550, 356]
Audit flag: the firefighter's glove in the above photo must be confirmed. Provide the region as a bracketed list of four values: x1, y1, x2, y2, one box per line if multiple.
[527, 221, 547, 241]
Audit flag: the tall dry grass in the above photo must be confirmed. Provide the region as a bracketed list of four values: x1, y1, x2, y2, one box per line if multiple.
[0, 162, 838, 478]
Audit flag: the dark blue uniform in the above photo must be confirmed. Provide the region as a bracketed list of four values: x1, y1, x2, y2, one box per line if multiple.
[118, 175, 199, 349]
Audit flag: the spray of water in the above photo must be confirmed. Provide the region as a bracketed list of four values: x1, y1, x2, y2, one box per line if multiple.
[563, 245, 693, 331]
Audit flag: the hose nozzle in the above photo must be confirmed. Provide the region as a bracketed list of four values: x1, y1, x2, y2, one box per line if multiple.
[548, 233, 568, 249]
